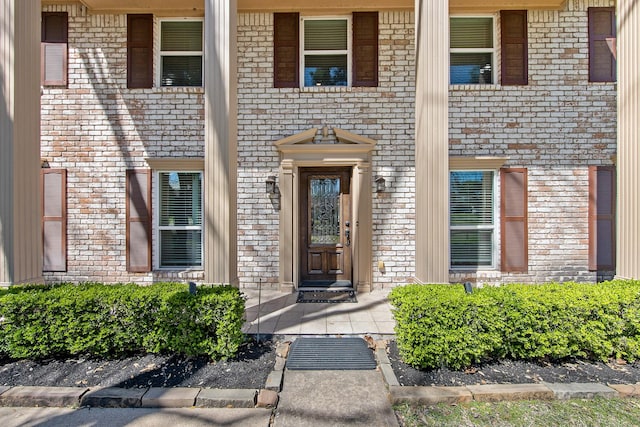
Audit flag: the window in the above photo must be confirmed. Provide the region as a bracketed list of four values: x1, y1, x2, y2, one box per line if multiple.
[157, 171, 203, 268]
[302, 17, 350, 87]
[159, 20, 203, 87]
[273, 12, 378, 88]
[450, 171, 496, 268]
[41, 12, 68, 86]
[450, 17, 495, 85]
[588, 8, 616, 82]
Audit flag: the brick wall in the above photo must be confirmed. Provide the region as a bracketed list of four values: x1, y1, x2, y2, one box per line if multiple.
[449, 0, 617, 285]
[40, 1, 616, 287]
[41, 3, 205, 283]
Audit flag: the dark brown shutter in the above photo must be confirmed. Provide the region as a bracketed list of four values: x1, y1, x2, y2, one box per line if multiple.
[273, 13, 299, 88]
[353, 12, 378, 87]
[500, 10, 528, 85]
[41, 12, 68, 86]
[127, 170, 152, 272]
[41, 169, 67, 272]
[588, 7, 616, 82]
[501, 168, 528, 272]
[589, 166, 616, 270]
[127, 14, 154, 89]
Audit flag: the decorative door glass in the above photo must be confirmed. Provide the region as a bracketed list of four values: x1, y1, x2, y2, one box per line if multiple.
[309, 177, 341, 244]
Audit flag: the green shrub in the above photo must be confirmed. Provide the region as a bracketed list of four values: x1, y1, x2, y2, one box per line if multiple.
[0, 282, 245, 360]
[389, 280, 640, 370]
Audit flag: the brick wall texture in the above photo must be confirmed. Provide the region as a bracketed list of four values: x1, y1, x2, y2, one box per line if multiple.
[41, 0, 617, 287]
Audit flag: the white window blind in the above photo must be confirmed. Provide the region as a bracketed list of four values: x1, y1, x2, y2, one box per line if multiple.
[302, 18, 349, 87]
[450, 171, 495, 267]
[450, 17, 495, 84]
[160, 20, 203, 87]
[158, 172, 203, 268]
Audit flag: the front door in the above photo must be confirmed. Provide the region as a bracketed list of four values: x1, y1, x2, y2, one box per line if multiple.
[299, 168, 352, 287]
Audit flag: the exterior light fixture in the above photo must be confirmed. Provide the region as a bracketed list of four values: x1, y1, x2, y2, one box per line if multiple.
[375, 176, 386, 193]
[266, 176, 277, 195]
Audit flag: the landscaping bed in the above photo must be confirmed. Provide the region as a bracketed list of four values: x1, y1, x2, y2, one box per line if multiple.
[0, 339, 276, 389]
[388, 340, 640, 387]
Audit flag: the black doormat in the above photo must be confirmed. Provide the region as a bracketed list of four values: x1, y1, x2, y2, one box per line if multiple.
[296, 289, 357, 303]
[287, 337, 377, 370]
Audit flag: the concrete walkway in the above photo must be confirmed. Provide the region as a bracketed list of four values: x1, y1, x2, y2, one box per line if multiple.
[242, 288, 396, 337]
[274, 370, 398, 427]
[0, 407, 271, 427]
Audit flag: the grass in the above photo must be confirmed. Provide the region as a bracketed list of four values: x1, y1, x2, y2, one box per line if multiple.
[394, 397, 640, 426]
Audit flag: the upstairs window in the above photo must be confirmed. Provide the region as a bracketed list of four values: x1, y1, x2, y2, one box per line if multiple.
[450, 171, 496, 268]
[159, 20, 203, 87]
[450, 17, 495, 85]
[302, 17, 350, 87]
[274, 12, 378, 88]
[41, 12, 68, 86]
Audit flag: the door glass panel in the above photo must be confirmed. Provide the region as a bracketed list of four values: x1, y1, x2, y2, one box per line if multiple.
[310, 177, 341, 244]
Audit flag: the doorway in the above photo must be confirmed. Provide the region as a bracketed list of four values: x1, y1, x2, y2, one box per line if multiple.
[299, 167, 352, 288]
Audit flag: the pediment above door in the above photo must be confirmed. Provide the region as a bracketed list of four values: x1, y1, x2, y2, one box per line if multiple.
[275, 127, 376, 157]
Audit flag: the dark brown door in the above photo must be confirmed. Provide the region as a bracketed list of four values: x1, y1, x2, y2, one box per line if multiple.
[300, 168, 352, 287]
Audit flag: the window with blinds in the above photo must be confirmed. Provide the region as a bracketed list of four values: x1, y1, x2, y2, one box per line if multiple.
[159, 20, 203, 87]
[450, 17, 495, 84]
[450, 171, 495, 268]
[302, 18, 350, 87]
[158, 171, 203, 268]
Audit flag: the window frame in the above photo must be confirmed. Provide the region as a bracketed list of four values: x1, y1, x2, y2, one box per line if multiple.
[157, 18, 204, 88]
[449, 15, 497, 86]
[299, 15, 352, 88]
[449, 169, 499, 270]
[154, 170, 204, 270]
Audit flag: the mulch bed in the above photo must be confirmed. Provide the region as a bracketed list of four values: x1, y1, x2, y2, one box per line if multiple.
[0, 339, 276, 389]
[387, 341, 640, 387]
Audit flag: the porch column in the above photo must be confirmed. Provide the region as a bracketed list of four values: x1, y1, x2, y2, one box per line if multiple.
[353, 162, 372, 292]
[203, 0, 238, 285]
[0, 0, 42, 286]
[616, 0, 640, 280]
[414, 0, 450, 283]
[278, 160, 295, 292]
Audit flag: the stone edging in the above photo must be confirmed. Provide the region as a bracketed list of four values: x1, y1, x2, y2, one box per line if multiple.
[375, 346, 640, 404]
[0, 341, 292, 410]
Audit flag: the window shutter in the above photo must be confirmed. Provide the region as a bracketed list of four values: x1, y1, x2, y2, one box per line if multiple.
[500, 10, 528, 85]
[127, 14, 154, 89]
[589, 166, 616, 270]
[353, 12, 378, 87]
[274, 13, 299, 88]
[501, 168, 528, 272]
[126, 170, 152, 272]
[41, 12, 68, 86]
[41, 169, 67, 272]
[588, 8, 616, 82]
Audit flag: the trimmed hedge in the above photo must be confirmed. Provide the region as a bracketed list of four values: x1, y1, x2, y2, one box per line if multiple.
[389, 280, 640, 370]
[0, 283, 245, 360]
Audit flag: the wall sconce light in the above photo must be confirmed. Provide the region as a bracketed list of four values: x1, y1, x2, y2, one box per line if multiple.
[375, 176, 386, 193]
[266, 176, 277, 195]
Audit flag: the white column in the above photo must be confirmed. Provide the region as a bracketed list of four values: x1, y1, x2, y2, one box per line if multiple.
[616, 0, 640, 280]
[0, 0, 42, 285]
[203, 0, 238, 285]
[414, 0, 450, 283]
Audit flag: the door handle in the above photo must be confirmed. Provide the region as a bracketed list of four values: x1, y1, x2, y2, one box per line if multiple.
[345, 221, 351, 247]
